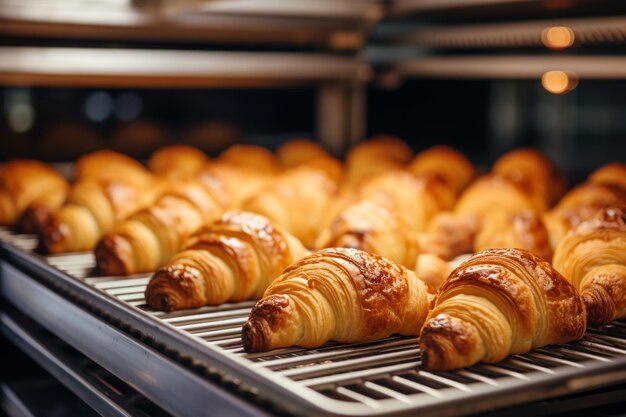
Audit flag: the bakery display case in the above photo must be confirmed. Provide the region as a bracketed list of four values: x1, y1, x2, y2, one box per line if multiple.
[1, 1, 626, 417]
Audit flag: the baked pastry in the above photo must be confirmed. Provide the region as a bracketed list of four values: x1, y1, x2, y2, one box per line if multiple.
[147, 145, 209, 180]
[357, 170, 455, 234]
[492, 148, 566, 207]
[342, 135, 412, 190]
[217, 144, 280, 174]
[419, 175, 540, 261]
[553, 207, 626, 324]
[195, 163, 271, 210]
[276, 138, 328, 169]
[242, 247, 434, 352]
[95, 180, 223, 275]
[145, 211, 308, 311]
[243, 166, 338, 248]
[315, 200, 419, 268]
[418, 212, 479, 261]
[409, 145, 476, 196]
[74, 150, 151, 183]
[415, 253, 452, 291]
[474, 210, 553, 261]
[0, 160, 69, 230]
[420, 248, 586, 370]
[41, 176, 163, 254]
[588, 162, 626, 191]
[542, 182, 626, 249]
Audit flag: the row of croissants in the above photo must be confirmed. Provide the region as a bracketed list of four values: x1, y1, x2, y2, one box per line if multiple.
[1, 137, 625, 371]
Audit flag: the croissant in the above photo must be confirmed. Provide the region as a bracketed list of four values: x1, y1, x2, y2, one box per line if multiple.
[418, 212, 479, 261]
[217, 144, 280, 175]
[41, 176, 163, 254]
[492, 148, 566, 207]
[415, 253, 452, 291]
[148, 145, 209, 180]
[95, 180, 223, 275]
[243, 166, 338, 248]
[276, 138, 328, 169]
[357, 170, 456, 234]
[409, 145, 475, 196]
[145, 211, 308, 311]
[553, 207, 626, 324]
[73, 150, 153, 183]
[342, 135, 412, 190]
[419, 175, 540, 260]
[420, 248, 586, 370]
[474, 210, 553, 261]
[588, 162, 626, 191]
[0, 160, 69, 229]
[542, 182, 626, 249]
[315, 200, 419, 268]
[195, 162, 271, 210]
[242, 247, 434, 352]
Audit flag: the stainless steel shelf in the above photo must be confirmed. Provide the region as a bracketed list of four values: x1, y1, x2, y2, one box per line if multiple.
[0, 0, 381, 48]
[393, 55, 626, 79]
[0, 47, 371, 87]
[4, 229, 626, 417]
[393, 15, 626, 49]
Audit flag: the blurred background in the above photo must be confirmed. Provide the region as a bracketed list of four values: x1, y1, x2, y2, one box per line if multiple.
[1, 0, 625, 182]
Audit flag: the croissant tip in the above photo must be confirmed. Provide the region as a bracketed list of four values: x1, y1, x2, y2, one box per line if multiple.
[241, 319, 267, 353]
[40, 220, 69, 254]
[94, 235, 130, 276]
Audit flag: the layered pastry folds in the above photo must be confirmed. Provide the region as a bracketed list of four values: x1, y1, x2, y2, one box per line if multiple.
[242, 247, 434, 352]
[145, 211, 308, 311]
[420, 248, 586, 370]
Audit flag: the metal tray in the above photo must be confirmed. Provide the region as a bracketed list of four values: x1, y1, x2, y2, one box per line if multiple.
[3, 227, 626, 417]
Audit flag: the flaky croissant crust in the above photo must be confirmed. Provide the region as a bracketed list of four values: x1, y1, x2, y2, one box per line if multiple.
[553, 207, 626, 323]
[420, 248, 586, 370]
[242, 247, 433, 352]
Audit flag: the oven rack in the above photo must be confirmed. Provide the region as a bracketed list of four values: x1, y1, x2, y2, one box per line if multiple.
[3, 228, 626, 417]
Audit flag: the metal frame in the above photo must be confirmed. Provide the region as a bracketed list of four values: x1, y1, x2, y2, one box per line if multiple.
[5, 235, 626, 417]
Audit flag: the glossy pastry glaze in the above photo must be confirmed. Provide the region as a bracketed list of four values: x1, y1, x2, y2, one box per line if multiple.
[420, 248, 586, 370]
[553, 207, 626, 323]
[242, 247, 434, 352]
[145, 211, 308, 311]
[409, 145, 476, 196]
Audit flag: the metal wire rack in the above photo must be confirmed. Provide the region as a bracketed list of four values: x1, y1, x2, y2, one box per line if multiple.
[2, 227, 626, 417]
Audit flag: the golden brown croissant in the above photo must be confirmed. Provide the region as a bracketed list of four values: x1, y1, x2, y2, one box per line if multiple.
[195, 162, 271, 210]
[588, 162, 626, 191]
[0, 160, 69, 229]
[357, 170, 456, 234]
[415, 253, 452, 291]
[542, 182, 626, 249]
[276, 138, 328, 169]
[217, 144, 280, 175]
[342, 135, 412, 190]
[148, 145, 209, 180]
[73, 150, 152, 183]
[95, 180, 223, 275]
[553, 207, 626, 324]
[492, 148, 566, 207]
[420, 248, 586, 370]
[315, 200, 419, 268]
[41, 176, 163, 254]
[242, 247, 434, 352]
[145, 211, 308, 311]
[409, 145, 476, 196]
[419, 175, 540, 261]
[243, 166, 338, 248]
[474, 210, 553, 261]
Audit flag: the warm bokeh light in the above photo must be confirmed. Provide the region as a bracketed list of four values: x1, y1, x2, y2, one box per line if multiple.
[541, 70, 579, 94]
[542, 26, 575, 50]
